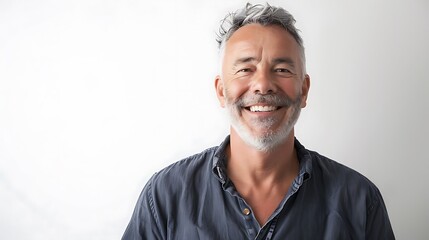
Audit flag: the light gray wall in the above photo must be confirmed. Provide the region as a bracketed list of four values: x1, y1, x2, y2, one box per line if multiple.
[0, 0, 427, 239]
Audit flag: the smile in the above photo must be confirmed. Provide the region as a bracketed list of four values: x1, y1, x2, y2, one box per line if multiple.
[246, 105, 280, 112]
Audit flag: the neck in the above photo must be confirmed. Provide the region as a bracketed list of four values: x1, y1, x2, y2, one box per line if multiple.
[226, 128, 299, 186]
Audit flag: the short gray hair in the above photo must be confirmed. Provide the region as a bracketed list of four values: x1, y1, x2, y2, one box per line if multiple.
[216, 3, 306, 75]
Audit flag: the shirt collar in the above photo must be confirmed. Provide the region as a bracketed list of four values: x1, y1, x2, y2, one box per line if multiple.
[212, 136, 230, 183]
[293, 138, 313, 183]
[212, 135, 313, 184]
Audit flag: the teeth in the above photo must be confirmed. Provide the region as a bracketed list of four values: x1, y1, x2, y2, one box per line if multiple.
[249, 105, 277, 112]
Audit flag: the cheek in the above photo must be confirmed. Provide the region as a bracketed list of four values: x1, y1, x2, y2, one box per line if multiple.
[224, 80, 249, 102]
[280, 80, 302, 99]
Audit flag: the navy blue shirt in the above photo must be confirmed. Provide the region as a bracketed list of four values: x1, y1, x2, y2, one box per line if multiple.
[123, 137, 395, 239]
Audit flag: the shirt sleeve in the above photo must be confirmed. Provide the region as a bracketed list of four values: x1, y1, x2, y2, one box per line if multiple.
[365, 188, 395, 240]
[122, 176, 163, 240]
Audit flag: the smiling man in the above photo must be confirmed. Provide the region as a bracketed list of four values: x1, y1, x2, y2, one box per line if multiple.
[123, 3, 395, 239]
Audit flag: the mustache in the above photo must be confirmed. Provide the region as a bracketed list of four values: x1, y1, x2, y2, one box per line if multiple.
[233, 92, 300, 108]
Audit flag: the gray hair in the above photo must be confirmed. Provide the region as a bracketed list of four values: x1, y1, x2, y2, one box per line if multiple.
[216, 3, 306, 75]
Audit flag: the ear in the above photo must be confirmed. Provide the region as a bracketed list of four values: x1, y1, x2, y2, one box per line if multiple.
[300, 74, 310, 108]
[215, 75, 226, 108]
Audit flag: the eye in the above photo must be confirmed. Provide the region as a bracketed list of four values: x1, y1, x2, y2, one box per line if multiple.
[274, 68, 295, 77]
[237, 68, 251, 73]
[235, 68, 252, 75]
[274, 68, 292, 73]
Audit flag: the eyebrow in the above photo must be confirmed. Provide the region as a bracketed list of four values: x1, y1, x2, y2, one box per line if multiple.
[232, 57, 296, 67]
[233, 57, 258, 66]
[272, 57, 296, 68]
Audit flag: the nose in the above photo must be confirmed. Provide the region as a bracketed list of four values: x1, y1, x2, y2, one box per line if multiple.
[251, 69, 276, 95]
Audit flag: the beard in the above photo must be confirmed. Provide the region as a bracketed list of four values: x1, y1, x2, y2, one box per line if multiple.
[225, 90, 302, 152]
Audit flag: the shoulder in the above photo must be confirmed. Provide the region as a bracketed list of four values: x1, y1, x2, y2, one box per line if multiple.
[294, 137, 381, 203]
[305, 149, 384, 211]
[295, 139, 371, 187]
[123, 146, 221, 238]
[301, 149, 394, 238]
[309, 150, 376, 189]
[148, 146, 218, 193]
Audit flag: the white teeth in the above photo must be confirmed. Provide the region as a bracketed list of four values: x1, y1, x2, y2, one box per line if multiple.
[249, 105, 277, 112]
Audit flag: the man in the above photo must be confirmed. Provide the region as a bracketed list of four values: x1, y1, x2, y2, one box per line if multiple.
[123, 3, 395, 239]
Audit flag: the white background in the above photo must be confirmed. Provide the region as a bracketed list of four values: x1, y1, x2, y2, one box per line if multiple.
[1, 0, 428, 239]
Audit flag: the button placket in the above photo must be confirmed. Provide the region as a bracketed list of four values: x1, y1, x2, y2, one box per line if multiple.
[238, 199, 258, 239]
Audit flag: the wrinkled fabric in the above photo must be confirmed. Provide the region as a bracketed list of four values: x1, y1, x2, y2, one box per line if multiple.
[123, 136, 395, 240]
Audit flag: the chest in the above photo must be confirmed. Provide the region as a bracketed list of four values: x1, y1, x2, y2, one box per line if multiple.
[166, 191, 361, 240]
[242, 192, 286, 226]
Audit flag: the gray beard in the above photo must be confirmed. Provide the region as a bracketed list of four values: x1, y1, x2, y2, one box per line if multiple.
[225, 91, 302, 152]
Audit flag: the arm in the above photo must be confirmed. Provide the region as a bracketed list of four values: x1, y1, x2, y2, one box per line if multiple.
[122, 177, 163, 240]
[365, 189, 395, 240]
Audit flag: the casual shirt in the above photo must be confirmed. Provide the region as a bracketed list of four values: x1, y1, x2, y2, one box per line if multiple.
[123, 136, 395, 239]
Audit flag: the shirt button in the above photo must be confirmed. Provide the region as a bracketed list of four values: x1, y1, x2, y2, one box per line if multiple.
[242, 208, 251, 215]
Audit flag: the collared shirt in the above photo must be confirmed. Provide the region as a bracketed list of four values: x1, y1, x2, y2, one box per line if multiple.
[123, 136, 395, 239]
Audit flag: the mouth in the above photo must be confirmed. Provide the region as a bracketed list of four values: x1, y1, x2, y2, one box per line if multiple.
[244, 105, 281, 112]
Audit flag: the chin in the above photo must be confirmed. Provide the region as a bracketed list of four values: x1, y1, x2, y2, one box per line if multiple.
[232, 123, 295, 152]
[226, 95, 302, 152]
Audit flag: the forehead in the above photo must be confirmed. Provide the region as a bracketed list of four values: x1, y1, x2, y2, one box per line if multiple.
[223, 24, 301, 61]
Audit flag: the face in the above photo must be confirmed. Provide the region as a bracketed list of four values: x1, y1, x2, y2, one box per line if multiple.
[215, 24, 310, 152]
